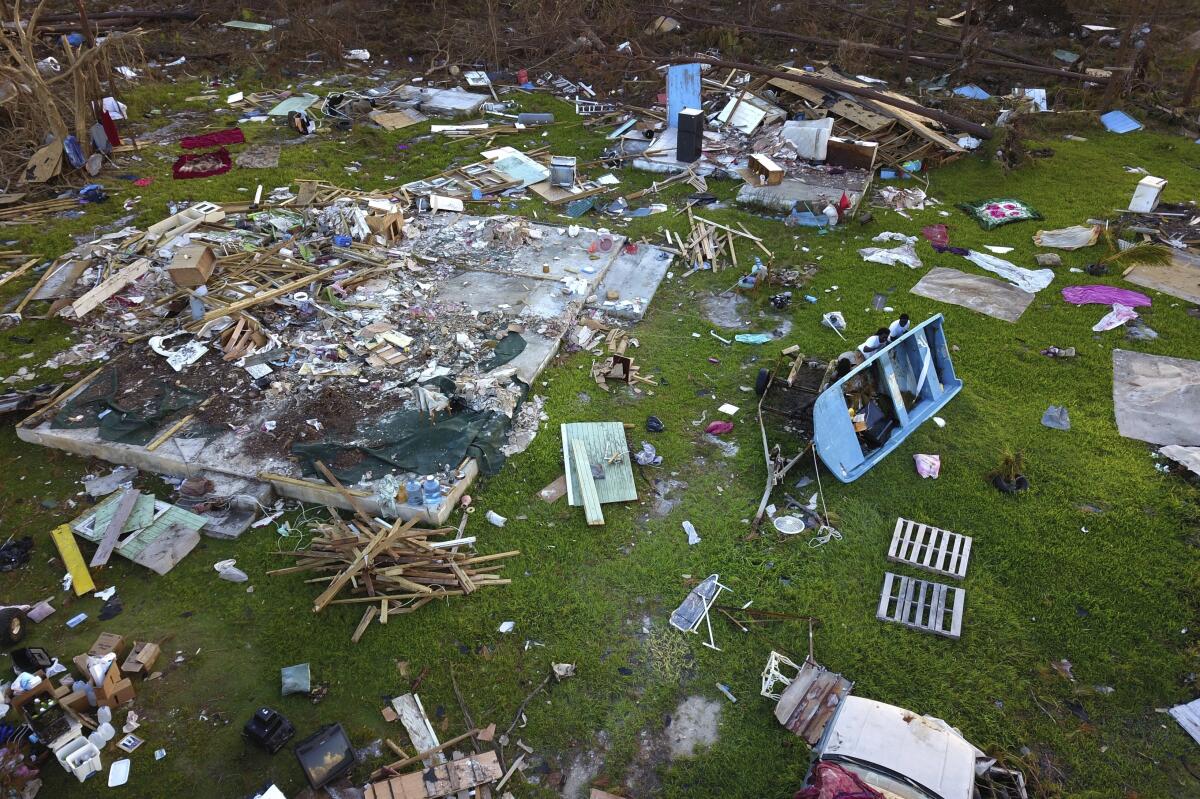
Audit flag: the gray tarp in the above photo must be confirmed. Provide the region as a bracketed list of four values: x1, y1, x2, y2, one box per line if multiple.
[1112, 349, 1200, 446]
[909, 267, 1035, 323]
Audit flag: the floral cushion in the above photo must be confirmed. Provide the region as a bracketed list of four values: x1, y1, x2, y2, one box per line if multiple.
[957, 198, 1043, 230]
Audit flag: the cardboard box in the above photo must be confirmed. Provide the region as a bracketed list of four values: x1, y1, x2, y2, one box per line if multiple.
[9, 673, 54, 711]
[168, 244, 217, 287]
[748, 154, 784, 186]
[108, 677, 135, 706]
[121, 641, 161, 676]
[88, 632, 126, 660]
[60, 689, 90, 712]
[365, 211, 405, 242]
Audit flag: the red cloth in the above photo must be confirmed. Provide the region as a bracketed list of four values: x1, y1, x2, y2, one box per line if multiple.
[705, 421, 734, 435]
[795, 762, 883, 799]
[172, 148, 233, 180]
[180, 128, 245, 150]
[922, 224, 949, 248]
[100, 111, 121, 147]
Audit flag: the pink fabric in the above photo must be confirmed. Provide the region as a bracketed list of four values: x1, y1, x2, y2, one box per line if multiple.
[921, 224, 949, 247]
[1061, 285, 1151, 307]
[180, 128, 245, 149]
[795, 762, 884, 799]
[705, 421, 734, 435]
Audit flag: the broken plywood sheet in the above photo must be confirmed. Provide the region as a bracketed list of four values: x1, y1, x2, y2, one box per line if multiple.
[391, 693, 444, 767]
[370, 108, 427, 131]
[561, 422, 637, 506]
[910, 267, 1035, 323]
[1125, 249, 1200, 305]
[1112, 349, 1200, 446]
[33, 259, 87, 300]
[364, 751, 501, 799]
[819, 68, 964, 154]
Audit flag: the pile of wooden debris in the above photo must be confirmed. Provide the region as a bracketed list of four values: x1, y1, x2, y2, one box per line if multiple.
[269, 463, 518, 642]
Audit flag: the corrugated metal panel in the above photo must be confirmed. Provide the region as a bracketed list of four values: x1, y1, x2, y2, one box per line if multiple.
[1099, 110, 1143, 134]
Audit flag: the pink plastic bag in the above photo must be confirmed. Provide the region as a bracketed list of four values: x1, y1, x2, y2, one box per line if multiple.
[914, 453, 941, 479]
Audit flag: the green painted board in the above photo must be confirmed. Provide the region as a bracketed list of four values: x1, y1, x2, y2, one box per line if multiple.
[118, 505, 206, 559]
[561, 422, 637, 507]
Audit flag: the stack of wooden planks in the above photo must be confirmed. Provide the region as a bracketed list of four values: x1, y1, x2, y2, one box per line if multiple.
[269, 463, 518, 642]
[669, 209, 773, 274]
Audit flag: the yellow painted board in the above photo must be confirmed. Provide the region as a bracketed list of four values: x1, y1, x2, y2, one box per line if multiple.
[50, 523, 95, 595]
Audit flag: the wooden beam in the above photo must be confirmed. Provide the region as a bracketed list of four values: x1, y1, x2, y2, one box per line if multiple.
[570, 439, 605, 526]
[72, 259, 150, 317]
[371, 729, 481, 777]
[190, 263, 344, 327]
[0, 257, 38, 290]
[90, 489, 140, 568]
[351, 606, 379, 642]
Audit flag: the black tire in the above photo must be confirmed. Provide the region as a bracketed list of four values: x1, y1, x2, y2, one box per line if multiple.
[755, 368, 771, 396]
[0, 607, 28, 647]
[1014, 475, 1030, 491]
[992, 474, 1016, 494]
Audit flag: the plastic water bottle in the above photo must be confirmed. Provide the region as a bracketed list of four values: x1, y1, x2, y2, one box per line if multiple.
[406, 478, 423, 507]
[422, 476, 441, 508]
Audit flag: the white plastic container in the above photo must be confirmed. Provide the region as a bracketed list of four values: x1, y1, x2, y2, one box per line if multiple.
[1129, 176, 1166, 213]
[56, 735, 102, 782]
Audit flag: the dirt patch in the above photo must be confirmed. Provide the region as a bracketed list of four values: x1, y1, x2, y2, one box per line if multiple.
[702, 293, 752, 329]
[623, 695, 722, 795]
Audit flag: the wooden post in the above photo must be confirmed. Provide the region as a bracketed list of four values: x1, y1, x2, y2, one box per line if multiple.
[1101, 4, 1139, 110]
[1183, 55, 1200, 108]
[902, 0, 915, 81]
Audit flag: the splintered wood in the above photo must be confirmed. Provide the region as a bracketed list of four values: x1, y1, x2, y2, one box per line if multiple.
[269, 506, 518, 643]
[675, 209, 772, 274]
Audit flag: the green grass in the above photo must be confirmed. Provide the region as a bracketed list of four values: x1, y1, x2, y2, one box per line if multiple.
[2, 83, 1199, 798]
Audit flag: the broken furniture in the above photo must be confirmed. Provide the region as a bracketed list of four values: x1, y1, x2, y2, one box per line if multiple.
[670, 574, 730, 650]
[762, 65, 966, 168]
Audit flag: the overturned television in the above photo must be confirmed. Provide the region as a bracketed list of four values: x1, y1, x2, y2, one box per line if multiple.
[752, 315, 961, 524]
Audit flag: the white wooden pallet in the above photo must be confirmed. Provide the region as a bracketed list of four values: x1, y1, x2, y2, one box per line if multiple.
[887, 517, 972, 580]
[877, 572, 965, 640]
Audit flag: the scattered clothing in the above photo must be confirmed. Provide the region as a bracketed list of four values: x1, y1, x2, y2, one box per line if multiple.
[1034, 225, 1101, 250]
[963, 250, 1055, 293]
[921, 224, 949, 248]
[1093, 303, 1138, 332]
[858, 244, 922, 269]
[1062, 285, 1151, 307]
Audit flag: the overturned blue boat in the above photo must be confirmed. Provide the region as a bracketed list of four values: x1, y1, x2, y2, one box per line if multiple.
[813, 314, 963, 483]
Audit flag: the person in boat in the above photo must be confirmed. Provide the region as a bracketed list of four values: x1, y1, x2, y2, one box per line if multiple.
[857, 328, 891, 357]
[888, 314, 910, 339]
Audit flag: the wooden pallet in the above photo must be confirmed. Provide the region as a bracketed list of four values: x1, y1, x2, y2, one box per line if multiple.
[886, 517, 972, 580]
[877, 572, 964, 639]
